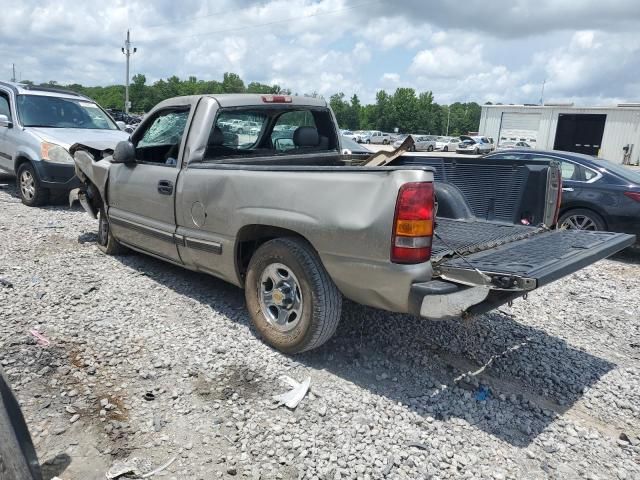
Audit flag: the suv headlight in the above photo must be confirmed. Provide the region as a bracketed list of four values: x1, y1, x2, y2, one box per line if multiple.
[41, 142, 73, 164]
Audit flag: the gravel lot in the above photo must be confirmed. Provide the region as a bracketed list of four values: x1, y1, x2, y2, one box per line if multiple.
[1, 176, 639, 480]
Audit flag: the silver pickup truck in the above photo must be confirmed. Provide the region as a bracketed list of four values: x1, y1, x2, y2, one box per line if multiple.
[71, 94, 635, 354]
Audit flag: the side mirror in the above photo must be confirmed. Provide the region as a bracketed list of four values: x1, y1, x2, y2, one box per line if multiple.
[112, 141, 136, 164]
[0, 114, 12, 128]
[116, 121, 126, 131]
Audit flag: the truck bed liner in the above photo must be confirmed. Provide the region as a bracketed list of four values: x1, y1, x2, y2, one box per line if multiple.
[436, 228, 635, 288]
[432, 218, 544, 261]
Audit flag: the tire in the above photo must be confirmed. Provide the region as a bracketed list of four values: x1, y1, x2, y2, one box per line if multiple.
[443, 146, 448, 152]
[474, 147, 479, 154]
[97, 209, 127, 255]
[427, 145, 434, 152]
[0, 370, 43, 480]
[558, 208, 606, 231]
[17, 163, 49, 207]
[383, 139, 389, 145]
[410, 145, 416, 152]
[366, 140, 370, 144]
[245, 237, 342, 354]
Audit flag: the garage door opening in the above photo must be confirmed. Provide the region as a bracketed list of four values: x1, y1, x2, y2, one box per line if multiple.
[553, 114, 606, 156]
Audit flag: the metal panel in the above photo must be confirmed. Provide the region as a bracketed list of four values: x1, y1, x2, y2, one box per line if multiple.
[480, 105, 640, 164]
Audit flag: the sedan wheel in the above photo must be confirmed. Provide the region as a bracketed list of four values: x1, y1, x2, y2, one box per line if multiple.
[558, 209, 605, 231]
[443, 146, 448, 152]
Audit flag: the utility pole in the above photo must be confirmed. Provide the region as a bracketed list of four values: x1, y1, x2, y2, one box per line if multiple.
[446, 106, 451, 136]
[121, 30, 137, 114]
[11, 64, 16, 83]
[539, 79, 546, 105]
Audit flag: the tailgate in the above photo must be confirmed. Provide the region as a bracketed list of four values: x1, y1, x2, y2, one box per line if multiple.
[435, 229, 635, 290]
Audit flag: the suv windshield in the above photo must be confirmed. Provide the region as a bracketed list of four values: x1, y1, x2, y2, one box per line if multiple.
[17, 94, 118, 130]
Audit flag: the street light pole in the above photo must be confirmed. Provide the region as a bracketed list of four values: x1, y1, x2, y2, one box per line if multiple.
[121, 30, 137, 114]
[446, 106, 450, 136]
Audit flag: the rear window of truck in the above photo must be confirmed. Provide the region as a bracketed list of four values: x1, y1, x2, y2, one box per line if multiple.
[204, 107, 338, 161]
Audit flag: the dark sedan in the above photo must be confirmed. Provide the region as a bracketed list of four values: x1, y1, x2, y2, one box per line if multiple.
[485, 149, 640, 240]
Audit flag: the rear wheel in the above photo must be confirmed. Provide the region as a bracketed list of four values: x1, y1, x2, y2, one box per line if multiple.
[558, 209, 606, 231]
[366, 139, 370, 144]
[427, 145, 434, 152]
[443, 146, 448, 152]
[245, 237, 342, 354]
[17, 163, 49, 207]
[383, 139, 389, 145]
[97, 209, 127, 255]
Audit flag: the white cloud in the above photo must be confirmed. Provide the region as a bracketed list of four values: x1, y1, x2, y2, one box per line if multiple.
[1, 0, 639, 107]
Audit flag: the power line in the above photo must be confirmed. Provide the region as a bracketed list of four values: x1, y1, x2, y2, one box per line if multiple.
[144, 0, 381, 40]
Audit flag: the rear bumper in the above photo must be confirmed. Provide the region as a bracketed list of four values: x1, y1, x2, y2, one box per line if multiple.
[32, 161, 81, 190]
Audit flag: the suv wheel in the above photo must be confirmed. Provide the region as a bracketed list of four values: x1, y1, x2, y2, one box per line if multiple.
[17, 162, 49, 207]
[245, 237, 342, 354]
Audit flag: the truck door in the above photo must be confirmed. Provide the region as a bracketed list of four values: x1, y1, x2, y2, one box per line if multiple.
[106, 107, 191, 263]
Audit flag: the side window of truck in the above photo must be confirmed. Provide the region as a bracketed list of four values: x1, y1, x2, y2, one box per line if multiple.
[0, 92, 11, 120]
[135, 109, 190, 166]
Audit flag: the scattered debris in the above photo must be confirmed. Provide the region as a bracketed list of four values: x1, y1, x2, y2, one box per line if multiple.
[105, 461, 142, 479]
[141, 456, 177, 478]
[407, 442, 429, 450]
[474, 385, 491, 401]
[0, 277, 13, 288]
[273, 376, 311, 409]
[29, 329, 50, 347]
[143, 392, 156, 401]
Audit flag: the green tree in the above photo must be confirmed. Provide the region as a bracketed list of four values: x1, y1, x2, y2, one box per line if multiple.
[222, 72, 245, 93]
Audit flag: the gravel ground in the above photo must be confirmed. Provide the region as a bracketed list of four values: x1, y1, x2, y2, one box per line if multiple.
[1, 176, 639, 480]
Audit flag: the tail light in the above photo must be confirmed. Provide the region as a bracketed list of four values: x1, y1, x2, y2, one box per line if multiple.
[391, 182, 434, 264]
[624, 191, 640, 203]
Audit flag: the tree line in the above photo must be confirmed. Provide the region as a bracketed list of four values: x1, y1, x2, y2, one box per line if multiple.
[21, 73, 481, 135]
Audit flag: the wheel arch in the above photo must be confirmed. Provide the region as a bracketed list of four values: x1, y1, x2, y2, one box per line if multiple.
[234, 224, 316, 284]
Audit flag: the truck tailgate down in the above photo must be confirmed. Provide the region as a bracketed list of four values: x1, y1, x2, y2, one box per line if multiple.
[435, 226, 635, 290]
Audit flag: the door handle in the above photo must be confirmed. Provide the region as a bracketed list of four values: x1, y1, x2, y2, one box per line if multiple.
[562, 187, 574, 192]
[157, 180, 174, 195]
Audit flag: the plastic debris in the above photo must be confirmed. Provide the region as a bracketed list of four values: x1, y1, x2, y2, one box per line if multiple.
[105, 462, 142, 479]
[29, 329, 50, 347]
[474, 385, 490, 401]
[273, 376, 311, 409]
[141, 456, 177, 478]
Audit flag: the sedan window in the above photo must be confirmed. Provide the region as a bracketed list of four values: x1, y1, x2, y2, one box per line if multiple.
[560, 161, 578, 180]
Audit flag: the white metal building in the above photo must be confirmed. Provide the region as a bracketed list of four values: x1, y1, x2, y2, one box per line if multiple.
[479, 104, 640, 164]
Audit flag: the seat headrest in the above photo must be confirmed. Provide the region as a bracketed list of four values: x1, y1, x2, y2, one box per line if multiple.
[209, 126, 225, 146]
[293, 126, 319, 147]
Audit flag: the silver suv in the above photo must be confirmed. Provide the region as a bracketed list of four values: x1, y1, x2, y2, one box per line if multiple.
[0, 82, 129, 206]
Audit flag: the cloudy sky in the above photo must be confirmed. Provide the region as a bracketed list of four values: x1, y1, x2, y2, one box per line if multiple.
[2, 0, 640, 105]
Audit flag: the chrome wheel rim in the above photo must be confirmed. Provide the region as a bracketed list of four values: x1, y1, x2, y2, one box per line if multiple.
[20, 170, 35, 200]
[259, 263, 303, 332]
[561, 215, 598, 231]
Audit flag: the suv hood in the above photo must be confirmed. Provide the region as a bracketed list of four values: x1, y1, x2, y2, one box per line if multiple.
[28, 127, 129, 151]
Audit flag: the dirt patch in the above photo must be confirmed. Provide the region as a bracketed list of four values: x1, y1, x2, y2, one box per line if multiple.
[195, 365, 266, 401]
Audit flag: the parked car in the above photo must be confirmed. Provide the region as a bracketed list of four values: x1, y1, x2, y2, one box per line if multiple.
[456, 135, 493, 154]
[368, 131, 391, 144]
[392, 134, 411, 148]
[435, 136, 461, 152]
[413, 135, 436, 152]
[354, 130, 370, 143]
[496, 141, 531, 151]
[486, 149, 640, 241]
[340, 129, 358, 142]
[0, 81, 129, 206]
